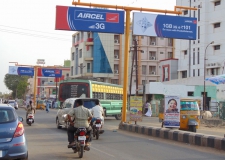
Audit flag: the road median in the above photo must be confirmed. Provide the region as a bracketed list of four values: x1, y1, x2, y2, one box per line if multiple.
[119, 123, 225, 151]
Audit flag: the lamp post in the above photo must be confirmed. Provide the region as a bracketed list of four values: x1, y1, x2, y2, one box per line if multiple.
[203, 41, 214, 111]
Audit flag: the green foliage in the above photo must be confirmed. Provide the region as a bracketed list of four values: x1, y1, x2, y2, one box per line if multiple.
[4, 74, 29, 99]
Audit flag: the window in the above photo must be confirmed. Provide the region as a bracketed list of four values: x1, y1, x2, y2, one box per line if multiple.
[160, 38, 164, 40]
[188, 92, 194, 96]
[198, 9, 200, 21]
[87, 32, 91, 38]
[193, 69, 195, 77]
[197, 52, 200, 64]
[198, 26, 200, 39]
[149, 80, 156, 82]
[141, 50, 145, 53]
[183, 10, 188, 15]
[160, 52, 164, 54]
[184, 50, 187, 55]
[79, 49, 82, 58]
[141, 36, 144, 39]
[142, 80, 146, 85]
[111, 79, 119, 84]
[114, 50, 119, 58]
[168, 38, 173, 46]
[114, 35, 119, 43]
[149, 66, 156, 74]
[215, 1, 221, 6]
[193, 52, 195, 65]
[80, 63, 83, 74]
[168, 52, 173, 58]
[87, 63, 91, 73]
[181, 71, 187, 78]
[214, 23, 220, 28]
[142, 65, 146, 74]
[0, 109, 15, 123]
[72, 52, 75, 60]
[198, 69, 200, 76]
[193, 11, 196, 18]
[210, 68, 219, 75]
[114, 64, 119, 73]
[214, 45, 220, 50]
[71, 66, 73, 76]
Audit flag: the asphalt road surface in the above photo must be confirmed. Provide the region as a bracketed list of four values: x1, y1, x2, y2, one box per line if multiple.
[16, 108, 225, 160]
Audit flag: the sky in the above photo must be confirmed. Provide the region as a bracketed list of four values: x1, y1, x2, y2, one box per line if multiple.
[0, 0, 176, 93]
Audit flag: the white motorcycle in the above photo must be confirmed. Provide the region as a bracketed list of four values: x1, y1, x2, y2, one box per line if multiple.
[26, 113, 34, 126]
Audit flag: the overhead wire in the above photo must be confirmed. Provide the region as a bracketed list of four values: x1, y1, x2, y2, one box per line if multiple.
[0, 28, 71, 41]
[0, 24, 70, 36]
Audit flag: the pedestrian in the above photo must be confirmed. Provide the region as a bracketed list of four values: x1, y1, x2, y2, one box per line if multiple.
[46, 102, 49, 113]
[144, 100, 150, 114]
[145, 100, 152, 117]
[52, 100, 55, 109]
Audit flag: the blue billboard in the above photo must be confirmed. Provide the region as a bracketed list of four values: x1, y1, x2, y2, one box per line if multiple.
[41, 69, 62, 78]
[9, 66, 34, 76]
[133, 12, 197, 40]
[55, 6, 125, 34]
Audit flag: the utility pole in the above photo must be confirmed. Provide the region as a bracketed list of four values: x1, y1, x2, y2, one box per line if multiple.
[134, 38, 138, 96]
[129, 50, 135, 98]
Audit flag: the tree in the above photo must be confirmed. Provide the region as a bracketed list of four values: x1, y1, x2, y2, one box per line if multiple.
[4, 74, 29, 99]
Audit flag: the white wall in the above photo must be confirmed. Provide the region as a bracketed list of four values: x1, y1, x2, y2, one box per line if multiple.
[145, 82, 195, 97]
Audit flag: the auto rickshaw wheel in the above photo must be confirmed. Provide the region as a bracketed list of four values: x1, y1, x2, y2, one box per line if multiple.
[189, 126, 196, 133]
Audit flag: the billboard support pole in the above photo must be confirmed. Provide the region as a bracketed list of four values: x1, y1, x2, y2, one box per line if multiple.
[33, 66, 38, 107]
[122, 10, 131, 123]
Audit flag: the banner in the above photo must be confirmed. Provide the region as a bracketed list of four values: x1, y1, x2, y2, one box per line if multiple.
[130, 96, 143, 121]
[41, 69, 62, 78]
[133, 12, 197, 40]
[164, 95, 180, 128]
[8, 66, 34, 76]
[55, 6, 124, 34]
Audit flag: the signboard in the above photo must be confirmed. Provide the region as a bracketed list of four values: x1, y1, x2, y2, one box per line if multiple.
[8, 66, 34, 76]
[41, 69, 62, 78]
[164, 95, 180, 128]
[37, 59, 45, 64]
[55, 6, 125, 34]
[130, 96, 143, 121]
[133, 12, 197, 40]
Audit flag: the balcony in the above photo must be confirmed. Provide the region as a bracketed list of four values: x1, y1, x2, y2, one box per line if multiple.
[85, 38, 93, 46]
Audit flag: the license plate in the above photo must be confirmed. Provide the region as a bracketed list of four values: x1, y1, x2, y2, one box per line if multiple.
[0, 150, 2, 157]
[96, 124, 101, 127]
[78, 136, 86, 140]
[29, 119, 32, 122]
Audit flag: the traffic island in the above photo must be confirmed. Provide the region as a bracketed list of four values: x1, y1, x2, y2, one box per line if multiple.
[119, 123, 225, 151]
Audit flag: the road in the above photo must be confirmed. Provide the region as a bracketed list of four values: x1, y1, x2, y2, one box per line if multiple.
[16, 108, 225, 160]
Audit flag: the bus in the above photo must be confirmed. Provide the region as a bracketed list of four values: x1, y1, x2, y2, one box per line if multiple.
[58, 79, 123, 120]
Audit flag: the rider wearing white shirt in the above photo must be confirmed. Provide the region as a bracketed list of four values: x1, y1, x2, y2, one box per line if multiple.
[91, 100, 104, 124]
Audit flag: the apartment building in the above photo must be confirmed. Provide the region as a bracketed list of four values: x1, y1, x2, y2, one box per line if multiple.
[175, 0, 225, 80]
[70, 31, 173, 94]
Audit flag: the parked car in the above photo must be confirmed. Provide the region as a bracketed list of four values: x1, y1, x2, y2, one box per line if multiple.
[0, 104, 28, 160]
[56, 98, 98, 129]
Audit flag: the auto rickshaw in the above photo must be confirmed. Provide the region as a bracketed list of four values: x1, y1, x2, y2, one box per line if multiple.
[36, 100, 46, 110]
[159, 98, 200, 132]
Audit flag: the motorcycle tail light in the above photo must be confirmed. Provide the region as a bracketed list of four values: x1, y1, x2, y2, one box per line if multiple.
[79, 131, 85, 136]
[29, 116, 33, 118]
[96, 120, 101, 123]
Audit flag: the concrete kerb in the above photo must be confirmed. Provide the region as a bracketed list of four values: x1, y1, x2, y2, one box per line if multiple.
[119, 123, 225, 151]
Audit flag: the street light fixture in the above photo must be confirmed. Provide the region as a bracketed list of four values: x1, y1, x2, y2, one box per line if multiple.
[203, 41, 214, 111]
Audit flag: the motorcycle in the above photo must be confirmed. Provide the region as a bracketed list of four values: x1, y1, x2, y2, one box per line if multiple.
[14, 103, 18, 110]
[92, 118, 104, 140]
[26, 113, 34, 126]
[68, 127, 90, 158]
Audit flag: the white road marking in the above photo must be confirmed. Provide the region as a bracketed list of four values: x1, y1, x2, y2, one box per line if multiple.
[92, 146, 115, 157]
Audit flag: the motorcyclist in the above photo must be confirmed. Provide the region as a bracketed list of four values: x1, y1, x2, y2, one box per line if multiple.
[26, 100, 36, 118]
[67, 99, 92, 150]
[91, 99, 104, 126]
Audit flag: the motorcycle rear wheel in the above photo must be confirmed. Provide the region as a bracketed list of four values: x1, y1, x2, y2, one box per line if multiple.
[96, 130, 99, 140]
[78, 146, 84, 158]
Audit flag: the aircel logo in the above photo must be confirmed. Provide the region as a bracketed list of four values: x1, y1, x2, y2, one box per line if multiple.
[75, 11, 119, 23]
